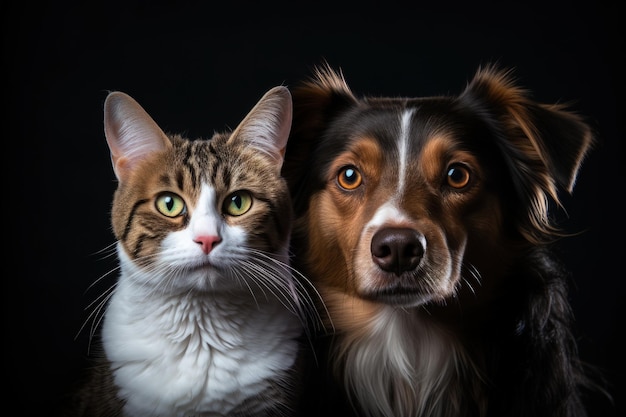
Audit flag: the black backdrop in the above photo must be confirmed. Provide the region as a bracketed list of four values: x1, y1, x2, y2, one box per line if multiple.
[4, 1, 624, 416]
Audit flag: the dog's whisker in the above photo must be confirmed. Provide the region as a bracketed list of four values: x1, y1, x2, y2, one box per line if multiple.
[465, 263, 482, 286]
[462, 278, 476, 295]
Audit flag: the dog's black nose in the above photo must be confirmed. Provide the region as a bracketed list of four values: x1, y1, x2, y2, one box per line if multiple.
[371, 228, 424, 276]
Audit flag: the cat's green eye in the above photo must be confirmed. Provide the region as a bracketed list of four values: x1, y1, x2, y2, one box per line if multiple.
[155, 192, 186, 218]
[224, 191, 253, 216]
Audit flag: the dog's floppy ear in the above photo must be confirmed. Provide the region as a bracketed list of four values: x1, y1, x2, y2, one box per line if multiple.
[459, 64, 594, 241]
[460, 65, 594, 194]
[283, 63, 358, 213]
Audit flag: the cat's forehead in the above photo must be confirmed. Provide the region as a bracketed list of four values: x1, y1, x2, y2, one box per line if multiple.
[170, 132, 268, 163]
[170, 132, 230, 153]
[158, 133, 274, 190]
[167, 135, 219, 165]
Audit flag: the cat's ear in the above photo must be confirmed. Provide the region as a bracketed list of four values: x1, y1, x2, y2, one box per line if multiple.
[103, 91, 172, 182]
[229, 86, 292, 168]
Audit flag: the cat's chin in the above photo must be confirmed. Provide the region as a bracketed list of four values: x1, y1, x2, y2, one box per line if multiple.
[177, 266, 256, 295]
[180, 268, 233, 292]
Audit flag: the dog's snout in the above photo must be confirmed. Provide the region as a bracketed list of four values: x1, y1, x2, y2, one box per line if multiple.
[371, 228, 424, 276]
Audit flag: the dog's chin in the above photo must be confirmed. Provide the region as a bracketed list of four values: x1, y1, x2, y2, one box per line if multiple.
[360, 285, 442, 308]
[363, 288, 435, 308]
[355, 264, 460, 308]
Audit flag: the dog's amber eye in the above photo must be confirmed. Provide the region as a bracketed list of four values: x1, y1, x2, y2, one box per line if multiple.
[337, 166, 363, 190]
[446, 164, 471, 189]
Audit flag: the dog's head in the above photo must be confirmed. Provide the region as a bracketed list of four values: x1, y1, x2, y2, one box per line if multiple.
[283, 64, 593, 310]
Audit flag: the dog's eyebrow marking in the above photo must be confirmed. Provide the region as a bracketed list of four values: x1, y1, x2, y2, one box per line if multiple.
[397, 109, 414, 197]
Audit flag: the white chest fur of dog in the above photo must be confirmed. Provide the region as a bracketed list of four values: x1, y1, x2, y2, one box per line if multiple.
[322, 288, 480, 417]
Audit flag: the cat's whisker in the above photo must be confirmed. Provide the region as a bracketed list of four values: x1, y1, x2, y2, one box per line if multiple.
[233, 256, 297, 311]
[75, 280, 117, 350]
[244, 250, 329, 333]
[83, 277, 117, 313]
[83, 264, 120, 295]
[239, 260, 289, 308]
[121, 252, 178, 297]
[243, 255, 300, 304]
[229, 267, 262, 310]
[249, 249, 331, 332]
[258, 269, 322, 344]
[287, 271, 330, 331]
[90, 241, 119, 259]
[87, 290, 116, 353]
[156, 264, 184, 298]
[76, 245, 124, 352]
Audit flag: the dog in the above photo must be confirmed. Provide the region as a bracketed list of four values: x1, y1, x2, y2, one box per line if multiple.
[283, 64, 598, 417]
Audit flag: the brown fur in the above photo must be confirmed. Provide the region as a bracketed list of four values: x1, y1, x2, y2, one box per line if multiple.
[284, 64, 597, 417]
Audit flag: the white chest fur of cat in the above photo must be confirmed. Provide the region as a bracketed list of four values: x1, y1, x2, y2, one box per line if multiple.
[99, 86, 305, 417]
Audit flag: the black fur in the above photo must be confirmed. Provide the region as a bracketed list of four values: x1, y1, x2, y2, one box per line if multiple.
[284, 64, 604, 417]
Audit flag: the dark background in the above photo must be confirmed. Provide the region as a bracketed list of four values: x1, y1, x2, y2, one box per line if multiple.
[4, 1, 624, 416]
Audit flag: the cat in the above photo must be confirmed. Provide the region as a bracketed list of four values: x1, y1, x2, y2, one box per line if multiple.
[65, 86, 320, 417]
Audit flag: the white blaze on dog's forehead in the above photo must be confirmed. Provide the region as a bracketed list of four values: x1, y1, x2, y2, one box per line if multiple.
[397, 109, 414, 197]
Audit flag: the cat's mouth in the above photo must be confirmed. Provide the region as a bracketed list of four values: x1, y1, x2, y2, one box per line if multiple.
[175, 260, 232, 292]
[186, 258, 217, 272]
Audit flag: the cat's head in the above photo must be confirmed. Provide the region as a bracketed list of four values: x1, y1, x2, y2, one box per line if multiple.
[103, 87, 294, 294]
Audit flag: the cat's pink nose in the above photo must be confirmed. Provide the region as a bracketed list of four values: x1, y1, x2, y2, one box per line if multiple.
[194, 235, 222, 254]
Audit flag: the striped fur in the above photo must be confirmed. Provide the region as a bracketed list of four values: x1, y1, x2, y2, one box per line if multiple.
[67, 87, 318, 417]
